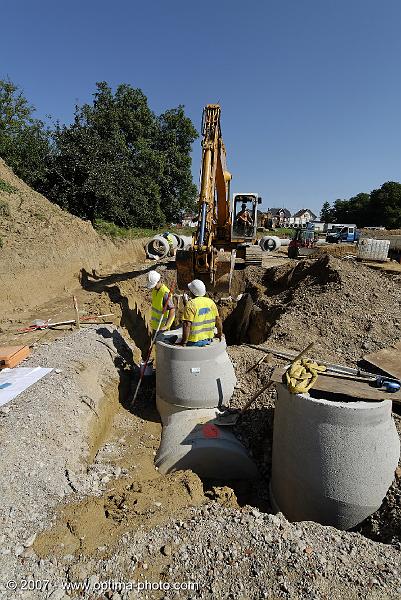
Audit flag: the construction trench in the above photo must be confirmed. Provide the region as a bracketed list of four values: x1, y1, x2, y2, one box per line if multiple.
[1, 253, 401, 598]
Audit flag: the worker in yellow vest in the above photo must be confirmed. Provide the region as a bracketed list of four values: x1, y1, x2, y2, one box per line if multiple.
[162, 232, 176, 257]
[180, 279, 222, 347]
[146, 270, 175, 333]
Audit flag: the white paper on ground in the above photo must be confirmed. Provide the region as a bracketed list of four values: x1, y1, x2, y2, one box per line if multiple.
[0, 367, 53, 407]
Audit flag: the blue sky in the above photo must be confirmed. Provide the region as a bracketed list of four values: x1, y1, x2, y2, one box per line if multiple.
[1, 0, 401, 215]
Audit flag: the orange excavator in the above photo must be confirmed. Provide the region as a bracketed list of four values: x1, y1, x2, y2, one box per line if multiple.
[176, 104, 262, 291]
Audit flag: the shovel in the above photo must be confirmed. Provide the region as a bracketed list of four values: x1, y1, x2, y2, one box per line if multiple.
[214, 380, 275, 427]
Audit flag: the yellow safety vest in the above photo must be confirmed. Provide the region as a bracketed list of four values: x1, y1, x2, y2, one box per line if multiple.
[165, 233, 174, 248]
[151, 284, 171, 331]
[188, 297, 217, 343]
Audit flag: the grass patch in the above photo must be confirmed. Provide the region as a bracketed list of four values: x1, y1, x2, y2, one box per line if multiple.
[0, 178, 17, 194]
[94, 219, 195, 239]
[269, 227, 294, 237]
[94, 220, 155, 239]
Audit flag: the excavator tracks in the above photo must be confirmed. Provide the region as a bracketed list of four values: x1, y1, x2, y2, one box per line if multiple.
[244, 244, 263, 266]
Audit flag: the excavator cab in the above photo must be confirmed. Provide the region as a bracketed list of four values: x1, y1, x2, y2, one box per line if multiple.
[231, 193, 261, 241]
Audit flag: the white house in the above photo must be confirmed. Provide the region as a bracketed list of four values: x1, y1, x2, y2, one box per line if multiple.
[289, 209, 317, 228]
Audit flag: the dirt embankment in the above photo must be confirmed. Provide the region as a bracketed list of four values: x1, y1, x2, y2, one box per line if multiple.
[0, 159, 147, 318]
[223, 255, 401, 365]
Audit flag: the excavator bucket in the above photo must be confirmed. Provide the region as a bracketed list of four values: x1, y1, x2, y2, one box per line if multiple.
[213, 251, 235, 293]
[176, 249, 235, 294]
[176, 249, 194, 291]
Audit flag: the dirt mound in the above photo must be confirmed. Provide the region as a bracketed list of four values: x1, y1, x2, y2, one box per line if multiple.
[361, 228, 401, 237]
[226, 255, 401, 365]
[308, 243, 357, 257]
[0, 159, 146, 317]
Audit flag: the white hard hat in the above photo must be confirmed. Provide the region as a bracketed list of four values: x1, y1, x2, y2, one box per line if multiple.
[146, 270, 161, 289]
[188, 279, 206, 297]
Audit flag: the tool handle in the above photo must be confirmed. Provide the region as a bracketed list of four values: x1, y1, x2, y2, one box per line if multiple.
[292, 342, 314, 364]
[239, 380, 274, 414]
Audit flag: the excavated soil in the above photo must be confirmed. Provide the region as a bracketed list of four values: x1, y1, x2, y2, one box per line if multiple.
[224, 254, 401, 364]
[0, 159, 147, 318]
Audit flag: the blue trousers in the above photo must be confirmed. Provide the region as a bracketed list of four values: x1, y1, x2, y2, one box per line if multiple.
[186, 339, 211, 347]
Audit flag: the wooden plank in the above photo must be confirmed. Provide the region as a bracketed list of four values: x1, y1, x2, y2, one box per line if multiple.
[271, 367, 401, 402]
[363, 341, 401, 380]
[0, 345, 31, 369]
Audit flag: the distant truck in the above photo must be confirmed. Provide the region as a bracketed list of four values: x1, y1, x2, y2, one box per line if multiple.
[326, 224, 360, 244]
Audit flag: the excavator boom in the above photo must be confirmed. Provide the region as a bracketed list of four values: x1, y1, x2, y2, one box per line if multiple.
[176, 104, 262, 292]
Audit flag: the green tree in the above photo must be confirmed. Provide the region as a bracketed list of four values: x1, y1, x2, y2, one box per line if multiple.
[330, 198, 349, 223]
[46, 82, 198, 227]
[155, 106, 198, 222]
[0, 79, 50, 189]
[345, 193, 370, 226]
[320, 201, 332, 223]
[368, 182, 401, 229]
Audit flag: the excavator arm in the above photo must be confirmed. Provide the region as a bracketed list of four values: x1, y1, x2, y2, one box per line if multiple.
[193, 104, 232, 271]
[177, 104, 233, 290]
[176, 104, 262, 292]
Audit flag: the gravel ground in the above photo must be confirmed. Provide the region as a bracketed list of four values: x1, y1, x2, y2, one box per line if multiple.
[86, 504, 401, 600]
[0, 326, 127, 599]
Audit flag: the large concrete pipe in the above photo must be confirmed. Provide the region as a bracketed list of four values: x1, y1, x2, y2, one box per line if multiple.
[270, 384, 400, 530]
[155, 331, 257, 480]
[156, 330, 236, 412]
[259, 236, 282, 252]
[171, 233, 184, 249]
[145, 235, 169, 258]
[145, 234, 179, 259]
[155, 407, 259, 479]
[179, 235, 193, 249]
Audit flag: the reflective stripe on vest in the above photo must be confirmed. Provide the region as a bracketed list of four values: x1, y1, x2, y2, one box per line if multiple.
[151, 283, 171, 330]
[165, 234, 174, 248]
[188, 297, 217, 343]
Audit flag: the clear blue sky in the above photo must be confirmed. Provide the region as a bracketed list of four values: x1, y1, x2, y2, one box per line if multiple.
[1, 0, 401, 216]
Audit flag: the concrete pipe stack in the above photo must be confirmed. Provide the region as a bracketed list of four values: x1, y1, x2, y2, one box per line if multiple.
[145, 233, 193, 259]
[270, 384, 400, 530]
[154, 329, 258, 480]
[145, 234, 177, 259]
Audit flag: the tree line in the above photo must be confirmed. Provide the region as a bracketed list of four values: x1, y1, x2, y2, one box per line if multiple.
[320, 182, 401, 229]
[0, 79, 198, 228]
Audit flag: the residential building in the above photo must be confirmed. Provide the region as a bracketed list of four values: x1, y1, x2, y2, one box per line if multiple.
[289, 209, 317, 228]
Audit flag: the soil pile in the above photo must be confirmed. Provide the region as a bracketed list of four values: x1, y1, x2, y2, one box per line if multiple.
[0, 159, 146, 317]
[240, 254, 401, 364]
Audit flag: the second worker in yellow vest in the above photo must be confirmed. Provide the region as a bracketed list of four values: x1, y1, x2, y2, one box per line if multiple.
[146, 270, 175, 332]
[180, 279, 223, 347]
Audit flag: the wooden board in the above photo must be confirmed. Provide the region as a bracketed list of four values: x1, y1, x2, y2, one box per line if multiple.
[271, 367, 401, 403]
[363, 341, 401, 380]
[0, 345, 31, 369]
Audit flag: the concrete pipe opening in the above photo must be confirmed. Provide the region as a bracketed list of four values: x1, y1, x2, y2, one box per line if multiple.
[172, 233, 184, 249]
[145, 235, 170, 258]
[270, 384, 400, 530]
[155, 329, 236, 412]
[259, 236, 282, 252]
[155, 408, 258, 480]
